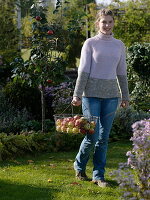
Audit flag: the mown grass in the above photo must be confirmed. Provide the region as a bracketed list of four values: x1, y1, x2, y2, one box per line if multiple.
[0, 141, 131, 200]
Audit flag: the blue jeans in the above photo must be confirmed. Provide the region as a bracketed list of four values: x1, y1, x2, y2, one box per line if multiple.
[74, 97, 119, 181]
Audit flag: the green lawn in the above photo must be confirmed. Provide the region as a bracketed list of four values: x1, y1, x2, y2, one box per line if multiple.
[0, 141, 131, 200]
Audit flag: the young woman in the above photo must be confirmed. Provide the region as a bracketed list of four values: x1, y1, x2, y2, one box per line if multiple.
[71, 9, 129, 187]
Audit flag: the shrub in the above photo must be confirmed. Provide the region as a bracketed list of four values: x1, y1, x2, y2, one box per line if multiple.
[110, 107, 150, 141]
[0, 91, 30, 133]
[21, 119, 55, 132]
[0, 131, 84, 160]
[127, 43, 150, 112]
[127, 43, 150, 81]
[111, 118, 150, 200]
[3, 80, 41, 120]
[45, 81, 81, 115]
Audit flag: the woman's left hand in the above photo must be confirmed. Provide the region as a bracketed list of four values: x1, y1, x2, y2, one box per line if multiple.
[120, 100, 129, 108]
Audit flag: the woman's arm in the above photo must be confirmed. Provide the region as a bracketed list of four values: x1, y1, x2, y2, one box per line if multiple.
[117, 42, 130, 108]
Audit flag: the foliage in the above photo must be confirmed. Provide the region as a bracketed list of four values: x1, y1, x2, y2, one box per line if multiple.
[111, 118, 150, 200]
[0, 131, 83, 161]
[110, 0, 150, 46]
[22, 119, 54, 132]
[127, 43, 150, 81]
[0, 0, 20, 85]
[3, 79, 42, 120]
[0, 91, 29, 134]
[11, 3, 68, 131]
[110, 107, 150, 141]
[127, 43, 150, 112]
[45, 81, 82, 115]
[52, 0, 88, 68]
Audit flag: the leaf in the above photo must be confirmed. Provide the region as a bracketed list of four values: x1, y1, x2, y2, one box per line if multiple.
[49, 156, 54, 159]
[70, 182, 81, 186]
[48, 178, 53, 183]
[27, 160, 34, 164]
[12, 160, 21, 165]
[48, 163, 56, 168]
[67, 159, 73, 162]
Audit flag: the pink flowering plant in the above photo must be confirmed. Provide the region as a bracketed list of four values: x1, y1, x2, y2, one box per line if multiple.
[111, 118, 150, 200]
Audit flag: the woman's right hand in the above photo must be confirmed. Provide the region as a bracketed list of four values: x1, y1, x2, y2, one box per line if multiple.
[71, 96, 81, 106]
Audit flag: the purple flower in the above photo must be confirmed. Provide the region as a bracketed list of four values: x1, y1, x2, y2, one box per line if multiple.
[111, 118, 150, 200]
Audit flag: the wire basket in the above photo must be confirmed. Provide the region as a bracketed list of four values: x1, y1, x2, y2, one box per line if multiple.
[53, 114, 98, 134]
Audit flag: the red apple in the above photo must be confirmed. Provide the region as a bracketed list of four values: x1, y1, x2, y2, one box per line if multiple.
[79, 128, 87, 134]
[73, 115, 81, 120]
[88, 129, 95, 134]
[47, 79, 53, 84]
[62, 120, 68, 127]
[74, 119, 81, 127]
[47, 30, 54, 35]
[35, 16, 41, 21]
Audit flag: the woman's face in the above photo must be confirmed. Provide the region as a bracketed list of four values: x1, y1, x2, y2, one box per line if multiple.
[98, 15, 114, 35]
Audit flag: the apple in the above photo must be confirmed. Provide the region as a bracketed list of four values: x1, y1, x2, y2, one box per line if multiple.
[61, 126, 67, 133]
[62, 120, 68, 127]
[73, 115, 81, 120]
[84, 123, 90, 130]
[88, 128, 95, 134]
[79, 128, 87, 134]
[56, 125, 61, 132]
[90, 121, 96, 129]
[47, 79, 53, 84]
[67, 117, 74, 122]
[68, 121, 75, 128]
[72, 127, 79, 134]
[56, 119, 62, 126]
[35, 16, 41, 21]
[74, 119, 81, 127]
[47, 30, 54, 35]
[66, 127, 73, 133]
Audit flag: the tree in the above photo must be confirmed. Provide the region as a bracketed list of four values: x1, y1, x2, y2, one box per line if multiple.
[0, 0, 20, 85]
[12, 2, 67, 132]
[110, 0, 150, 46]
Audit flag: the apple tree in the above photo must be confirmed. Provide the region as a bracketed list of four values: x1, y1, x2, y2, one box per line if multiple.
[11, 2, 67, 132]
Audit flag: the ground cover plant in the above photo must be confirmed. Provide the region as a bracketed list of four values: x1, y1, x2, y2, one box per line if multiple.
[0, 141, 131, 200]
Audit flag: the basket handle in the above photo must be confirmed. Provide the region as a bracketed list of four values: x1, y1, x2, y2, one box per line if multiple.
[60, 104, 74, 115]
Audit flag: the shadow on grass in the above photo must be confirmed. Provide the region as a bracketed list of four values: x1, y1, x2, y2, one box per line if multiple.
[0, 179, 59, 200]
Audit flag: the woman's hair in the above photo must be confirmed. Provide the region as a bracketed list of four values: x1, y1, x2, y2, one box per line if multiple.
[95, 9, 114, 30]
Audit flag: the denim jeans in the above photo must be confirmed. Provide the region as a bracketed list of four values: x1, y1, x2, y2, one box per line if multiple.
[74, 97, 119, 181]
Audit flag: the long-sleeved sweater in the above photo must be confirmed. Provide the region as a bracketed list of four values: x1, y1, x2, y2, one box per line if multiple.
[73, 32, 130, 101]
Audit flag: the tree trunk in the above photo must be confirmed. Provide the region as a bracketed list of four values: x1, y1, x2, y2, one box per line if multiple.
[40, 85, 46, 132]
[0, 152, 2, 161]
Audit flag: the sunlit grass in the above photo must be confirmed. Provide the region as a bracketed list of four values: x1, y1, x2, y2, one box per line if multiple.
[0, 141, 131, 200]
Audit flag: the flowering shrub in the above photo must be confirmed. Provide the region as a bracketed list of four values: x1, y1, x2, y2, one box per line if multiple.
[112, 118, 150, 200]
[45, 81, 76, 114]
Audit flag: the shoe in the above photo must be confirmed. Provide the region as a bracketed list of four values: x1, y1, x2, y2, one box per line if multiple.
[75, 171, 90, 181]
[92, 180, 109, 187]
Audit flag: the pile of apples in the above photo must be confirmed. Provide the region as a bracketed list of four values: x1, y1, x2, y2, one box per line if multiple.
[55, 115, 96, 134]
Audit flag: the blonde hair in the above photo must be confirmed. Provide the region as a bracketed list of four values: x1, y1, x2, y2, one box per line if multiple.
[95, 9, 114, 30]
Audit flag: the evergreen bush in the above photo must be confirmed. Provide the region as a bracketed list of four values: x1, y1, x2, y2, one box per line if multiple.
[127, 43, 150, 112]
[110, 107, 150, 141]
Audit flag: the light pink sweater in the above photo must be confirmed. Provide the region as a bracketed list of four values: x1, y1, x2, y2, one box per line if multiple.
[73, 32, 129, 101]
